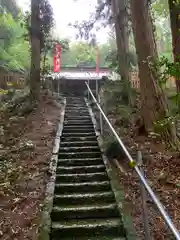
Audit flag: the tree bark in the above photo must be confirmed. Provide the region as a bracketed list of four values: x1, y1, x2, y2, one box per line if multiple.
[130, 0, 176, 143]
[168, 0, 180, 92]
[112, 0, 130, 102]
[30, 0, 41, 101]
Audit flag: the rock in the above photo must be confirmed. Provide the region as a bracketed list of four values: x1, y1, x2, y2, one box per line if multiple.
[105, 140, 127, 162]
[19, 140, 34, 150]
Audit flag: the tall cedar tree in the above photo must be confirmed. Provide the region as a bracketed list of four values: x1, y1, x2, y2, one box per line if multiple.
[130, 0, 177, 143]
[30, 0, 41, 101]
[168, 0, 180, 92]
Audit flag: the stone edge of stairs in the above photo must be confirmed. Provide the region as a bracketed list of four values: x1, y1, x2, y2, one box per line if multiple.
[38, 97, 66, 240]
[85, 97, 137, 240]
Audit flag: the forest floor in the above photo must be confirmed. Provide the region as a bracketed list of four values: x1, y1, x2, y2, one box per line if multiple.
[0, 90, 180, 240]
[114, 121, 180, 239]
[0, 93, 61, 240]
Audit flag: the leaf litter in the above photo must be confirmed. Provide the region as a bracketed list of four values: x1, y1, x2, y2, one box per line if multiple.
[0, 93, 61, 240]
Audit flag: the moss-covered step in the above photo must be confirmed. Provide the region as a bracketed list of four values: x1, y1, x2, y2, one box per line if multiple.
[58, 151, 101, 159]
[63, 119, 93, 125]
[52, 237, 126, 240]
[61, 132, 96, 137]
[54, 181, 111, 194]
[53, 191, 115, 205]
[60, 140, 98, 147]
[57, 158, 103, 167]
[55, 172, 108, 183]
[61, 135, 97, 142]
[56, 165, 105, 174]
[62, 127, 95, 134]
[52, 203, 119, 220]
[51, 218, 126, 238]
[59, 146, 100, 153]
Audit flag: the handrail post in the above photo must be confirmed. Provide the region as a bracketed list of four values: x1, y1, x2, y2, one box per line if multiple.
[88, 79, 90, 101]
[58, 79, 60, 96]
[98, 94, 103, 135]
[137, 151, 151, 240]
[96, 79, 98, 99]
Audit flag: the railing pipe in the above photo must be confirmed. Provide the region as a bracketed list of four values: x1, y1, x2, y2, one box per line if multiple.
[85, 81, 180, 240]
[137, 151, 151, 240]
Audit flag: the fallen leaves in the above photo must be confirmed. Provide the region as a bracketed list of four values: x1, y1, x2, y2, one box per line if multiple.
[0, 93, 60, 240]
[99, 101, 180, 239]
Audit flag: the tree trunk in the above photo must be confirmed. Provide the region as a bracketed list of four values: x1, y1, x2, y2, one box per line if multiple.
[168, 0, 180, 92]
[30, 0, 41, 101]
[112, 0, 130, 103]
[130, 0, 177, 143]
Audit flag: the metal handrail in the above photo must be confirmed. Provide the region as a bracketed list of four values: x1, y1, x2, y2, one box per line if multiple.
[85, 82, 180, 240]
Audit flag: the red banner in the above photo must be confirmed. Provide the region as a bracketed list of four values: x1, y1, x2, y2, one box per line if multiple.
[53, 43, 61, 72]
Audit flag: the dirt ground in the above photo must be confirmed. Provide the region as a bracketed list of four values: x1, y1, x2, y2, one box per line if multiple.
[0, 93, 61, 240]
[116, 132, 180, 240]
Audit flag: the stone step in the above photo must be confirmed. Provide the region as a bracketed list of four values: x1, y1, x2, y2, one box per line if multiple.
[65, 105, 87, 108]
[61, 135, 97, 142]
[66, 100, 85, 102]
[62, 127, 94, 133]
[51, 203, 119, 220]
[52, 237, 126, 240]
[63, 120, 93, 125]
[60, 141, 98, 147]
[65, 109, 89, 113]
[65, 112, 90, 116]
[56, 165, 105, 174]
[65, 105, 86, 108]
[63, 124, 93, 128]
[65, 105, 88, 111]
[53, 191, 115, 205]
[51, 218, 125, 238]
[57, 158, 103, 167]
[59, 146, 100, 153]
[65, 116, 91, 120]
[55, 172, 108, 183]
[62, 132, 96, 137]
[58, 151, 101, 159]
[65, 112, 90, 117]
[66, 99, 84, 102]
[65, 118, 92, 122]
[54, 181, 111, 194]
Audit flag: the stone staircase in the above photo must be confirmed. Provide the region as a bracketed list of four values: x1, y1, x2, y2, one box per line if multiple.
[50, 97, 127, 239]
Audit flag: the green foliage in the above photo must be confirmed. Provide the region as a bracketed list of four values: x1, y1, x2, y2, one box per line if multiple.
[148, 56, 180, 87]
[107, 50, 137, 74]
[152, 0, 169, 18]
[153, 115, 177, 138]
[61, 41, 112, 67]
[151, 0, 172, 58]
[0, 12, 30, 72]
[148, 55, 180, 137]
